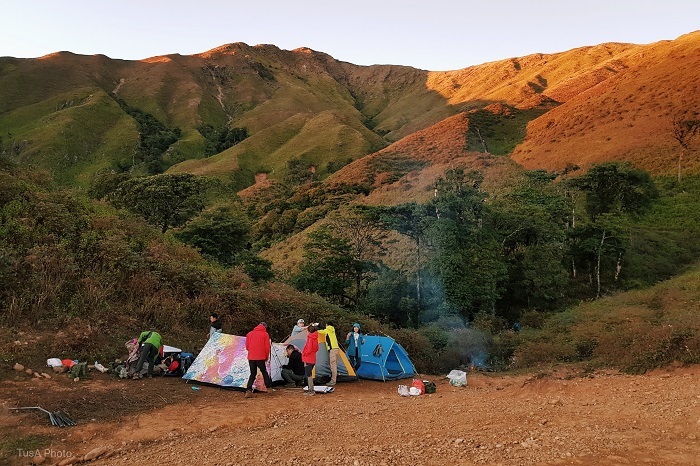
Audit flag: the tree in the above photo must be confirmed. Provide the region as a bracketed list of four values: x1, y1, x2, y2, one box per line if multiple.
[572, 162, 657, 221]
[293, 206, 387, 307]
[109, 174, 207, 233]
[424, 169, 506, 319]
[671, 114, 700, 183]
[293, 225, 355, 305]
[176, 205, 251, 266]
[380, 202, 431, 304]
[493, 170, 569, 312]
[328, 206, 387, 303]
[569, 162, 658, 298]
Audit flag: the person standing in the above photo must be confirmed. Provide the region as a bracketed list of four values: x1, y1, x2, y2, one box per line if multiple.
[244, 322, 273, 398]
[302, 325, 319, 396]
[345, 322, 365, 370]
[291, 318, 306, 336]
[324, 321, 340, 385]
[281, 344, 305, 386]
[209, 313, 223, 337]
[134, 331, 162, 379]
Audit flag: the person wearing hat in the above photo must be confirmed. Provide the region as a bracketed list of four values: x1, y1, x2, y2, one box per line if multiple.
[345, 322, 365, 370]
[291, 318, 307, 336]
[244, 322, 273, 397]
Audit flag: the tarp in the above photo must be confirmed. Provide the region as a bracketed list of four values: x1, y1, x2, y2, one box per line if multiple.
[285, 330, 357, 383]
[355, 335, 416, 381]
[182, 333, 287, 389]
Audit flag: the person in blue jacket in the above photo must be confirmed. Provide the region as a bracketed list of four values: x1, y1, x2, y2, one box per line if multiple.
[344, 322, 365, 370]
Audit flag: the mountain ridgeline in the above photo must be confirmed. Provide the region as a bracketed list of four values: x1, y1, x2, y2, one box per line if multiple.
[1, 31, 699, 188]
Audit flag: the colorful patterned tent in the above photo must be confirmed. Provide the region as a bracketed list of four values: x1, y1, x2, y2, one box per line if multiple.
[182, 333, 287, 389]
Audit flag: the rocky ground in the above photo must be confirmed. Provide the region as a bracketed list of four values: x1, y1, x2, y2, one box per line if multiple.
[2, 365, 700, 465]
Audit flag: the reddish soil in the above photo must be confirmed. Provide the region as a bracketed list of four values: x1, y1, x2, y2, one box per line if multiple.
[2, 365, 699, 465]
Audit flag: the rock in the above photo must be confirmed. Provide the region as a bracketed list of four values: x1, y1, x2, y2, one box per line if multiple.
[41, 372, 52, 379]
[13, 363, 24, 371]
[73, 377, 80, 382]
[58, 457, 80, 465]
[34, 372, 42, 377]
[25, 368, 33, 374]
[83, 446, 108, 461]
[455, 438, 464, 445]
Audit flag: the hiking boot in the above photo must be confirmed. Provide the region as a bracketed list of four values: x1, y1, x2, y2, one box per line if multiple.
[244, 390, 253, 398]
[304, 391, 316, 396]
[327, 381, 336, 386]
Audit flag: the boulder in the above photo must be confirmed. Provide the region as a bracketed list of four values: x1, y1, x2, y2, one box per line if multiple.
[83, 446, 108, 461]
[13, 363, 24, 371]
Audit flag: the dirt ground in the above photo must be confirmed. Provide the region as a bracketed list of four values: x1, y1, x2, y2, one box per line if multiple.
[2, 365, 700, 466]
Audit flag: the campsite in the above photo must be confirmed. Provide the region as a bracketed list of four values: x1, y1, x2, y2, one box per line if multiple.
[4, 5, 700, 465]
[3, 327, 700, 465]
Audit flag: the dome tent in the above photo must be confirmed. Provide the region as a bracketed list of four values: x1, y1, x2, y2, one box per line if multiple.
[356, 335, 416, 381]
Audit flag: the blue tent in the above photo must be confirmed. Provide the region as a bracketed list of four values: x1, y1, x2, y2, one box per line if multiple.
[355, 335, 416, 381]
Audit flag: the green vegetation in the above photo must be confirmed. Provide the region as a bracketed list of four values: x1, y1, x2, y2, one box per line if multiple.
[466, 106, 551, 155]
[108, 173, 207, 233]
[0, 158, 379, 366]
[2, 154, 700, 374]
[196, 124, 249, 156]
[112, 97, 181, 173]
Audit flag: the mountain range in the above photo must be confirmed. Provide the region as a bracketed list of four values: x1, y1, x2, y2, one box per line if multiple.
[2, 31, 699, 191]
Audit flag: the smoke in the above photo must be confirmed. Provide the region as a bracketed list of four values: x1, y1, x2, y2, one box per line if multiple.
[448, 327, 492, 369]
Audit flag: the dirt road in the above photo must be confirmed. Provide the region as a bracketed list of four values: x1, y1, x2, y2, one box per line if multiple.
[2, 366, 699, 465]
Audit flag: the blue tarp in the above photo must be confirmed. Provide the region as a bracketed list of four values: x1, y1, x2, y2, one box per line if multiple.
[355, 335, 416, 381]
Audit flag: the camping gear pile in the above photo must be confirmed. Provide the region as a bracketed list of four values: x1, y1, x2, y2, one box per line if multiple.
[397, 379, 436, 396]
[106, 341, 193, 379]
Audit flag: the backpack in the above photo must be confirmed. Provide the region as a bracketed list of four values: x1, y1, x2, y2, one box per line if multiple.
[423, 380, 437, 394]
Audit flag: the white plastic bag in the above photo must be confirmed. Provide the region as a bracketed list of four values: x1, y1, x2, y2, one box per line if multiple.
[446, 369, 467, 387]
[409, 387, 421, 396]
[397, 384, 410, 396]
[46, 358, 62, 367]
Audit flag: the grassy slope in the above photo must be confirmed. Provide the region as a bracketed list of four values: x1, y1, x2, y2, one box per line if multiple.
[514, 260, 700, 372]
[512, 32, 700, 175]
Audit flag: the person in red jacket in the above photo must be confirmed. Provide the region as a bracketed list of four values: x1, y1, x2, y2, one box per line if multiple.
[244, 322, 273, 398]
[302, 324, 319, 396]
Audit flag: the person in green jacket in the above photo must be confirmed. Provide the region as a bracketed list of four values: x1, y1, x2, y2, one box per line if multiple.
[134, 331, 162, 379]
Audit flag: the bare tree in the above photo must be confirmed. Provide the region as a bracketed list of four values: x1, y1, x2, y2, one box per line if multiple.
[671, 115, 700, 183]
